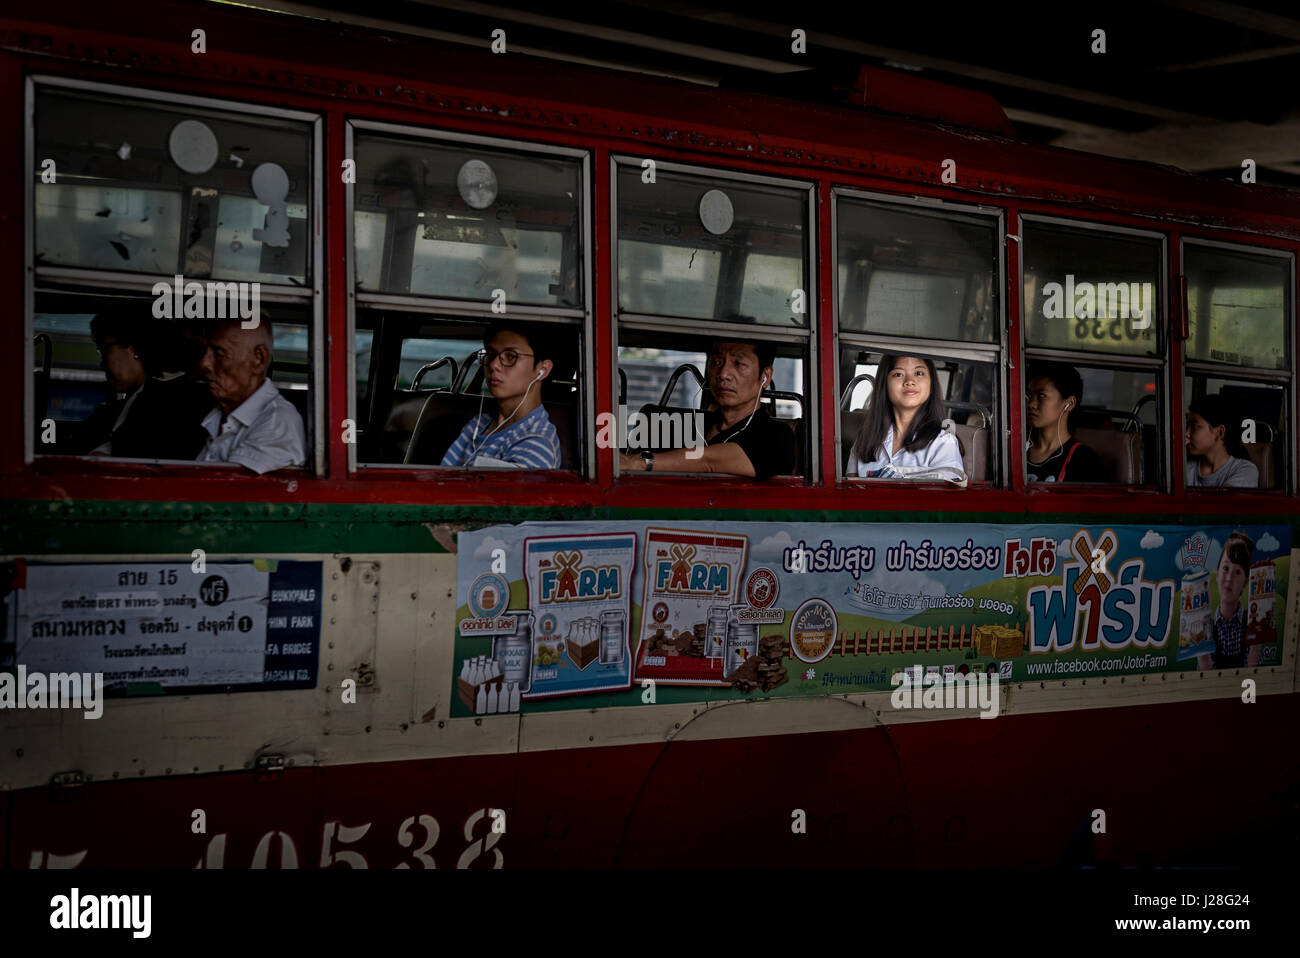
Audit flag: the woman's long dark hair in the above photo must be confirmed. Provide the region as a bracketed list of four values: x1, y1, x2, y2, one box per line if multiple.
[852, 354, 960, 463]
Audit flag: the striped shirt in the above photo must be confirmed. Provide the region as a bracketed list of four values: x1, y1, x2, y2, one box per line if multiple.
[197, 379, 306, 474]
[441, 405, 561, 470]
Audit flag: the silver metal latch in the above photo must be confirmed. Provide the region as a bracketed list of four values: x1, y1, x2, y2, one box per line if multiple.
[254, 753, 285, 782]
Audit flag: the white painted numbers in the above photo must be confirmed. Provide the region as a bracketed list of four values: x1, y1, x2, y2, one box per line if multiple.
[395, 813, 439, 868]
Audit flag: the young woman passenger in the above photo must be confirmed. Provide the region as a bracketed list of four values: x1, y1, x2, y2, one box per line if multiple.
[847, 355, 964, 479]
[1024, 362, 1105, 483]
[1185, 394, 1259, 489]
[1197, 532, 1259, 670]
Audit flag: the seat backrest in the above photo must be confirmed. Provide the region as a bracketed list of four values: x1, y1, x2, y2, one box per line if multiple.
[1073, 427, 1142, 484]
[405, 392, 486, 465]
[771, 416, 802, 477]
[1243, 442, 1274, 489]
[951, 423, 987, 481]
[544, 401, 578, 470]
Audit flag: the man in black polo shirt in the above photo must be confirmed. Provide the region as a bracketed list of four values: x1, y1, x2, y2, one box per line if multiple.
[618, 338, 796, 479]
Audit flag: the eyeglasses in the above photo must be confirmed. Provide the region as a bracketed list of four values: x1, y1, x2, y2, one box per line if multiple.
[479, 348, 533, 368]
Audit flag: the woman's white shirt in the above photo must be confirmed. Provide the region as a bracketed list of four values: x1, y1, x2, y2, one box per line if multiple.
[847, 426, 963, 477]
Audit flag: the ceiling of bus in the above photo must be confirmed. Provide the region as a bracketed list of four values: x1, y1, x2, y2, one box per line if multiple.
[240, 0, 1300, 190]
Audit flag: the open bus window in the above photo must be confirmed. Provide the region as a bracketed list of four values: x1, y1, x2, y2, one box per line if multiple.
[351, 131, 583, 309]
[838, 348, 998, 483]
[836, 198, 999, 343]
[1022, 221, 1161, 357]
[615, 163, 810, 328]
[1184, 377, 1287, 491]
[354, 311, 582, 471]
[32, 294, 314, 471]
[33, 86, 313, 286]
[1024, 363, 1157, 486]
[615, 334, 808, 479]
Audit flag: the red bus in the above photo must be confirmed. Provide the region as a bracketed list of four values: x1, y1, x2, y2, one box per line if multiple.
[2, 1, 1297, 869]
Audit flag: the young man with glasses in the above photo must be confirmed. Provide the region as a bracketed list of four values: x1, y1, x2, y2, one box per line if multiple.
[440, 323, 562, 469]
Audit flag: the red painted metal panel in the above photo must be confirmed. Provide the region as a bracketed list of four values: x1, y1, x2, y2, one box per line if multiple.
[8, 696, 1297, 867]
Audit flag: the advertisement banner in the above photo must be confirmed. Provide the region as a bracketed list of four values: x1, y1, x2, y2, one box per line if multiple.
[13, 560, 323, 693]
[451, 521, 1291, 716]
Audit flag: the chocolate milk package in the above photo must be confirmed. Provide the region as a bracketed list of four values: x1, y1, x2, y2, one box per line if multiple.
[1246, 560, 1277, 647]
[634, 527, 748, 686]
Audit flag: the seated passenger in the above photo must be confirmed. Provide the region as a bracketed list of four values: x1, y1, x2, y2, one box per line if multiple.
[847, 355, 964, 480]
[618, 338, 795, 479]
[1197, 532, 1260, 670]
[69, 307, 213, 460]
[441, 322, 561, 469]
[196, 319, 306, 474]
[1185, 395, 1259, 489]
[1025, 362, 1105, 483]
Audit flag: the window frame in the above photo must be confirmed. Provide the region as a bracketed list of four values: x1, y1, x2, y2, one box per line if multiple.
[1018, 212, 1170, 492]
[1179, 235, 1295, 495]
[24, 74, 326, 473]
[832, 188, 1007, 485]
[346, 119, 594, 476]
[610, 154, 818, 481]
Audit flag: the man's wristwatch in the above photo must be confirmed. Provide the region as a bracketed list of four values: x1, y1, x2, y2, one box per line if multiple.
[639, 450, 655, 472]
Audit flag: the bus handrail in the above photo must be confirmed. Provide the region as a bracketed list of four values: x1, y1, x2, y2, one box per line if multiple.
[660, 363, 705, 408]
[411, 356, 459, 391]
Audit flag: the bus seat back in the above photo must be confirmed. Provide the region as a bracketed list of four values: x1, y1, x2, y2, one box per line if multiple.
[951, 423, 987, 482]
[1243, 442, 1274, 489]
[1073, 427, 1142, 485]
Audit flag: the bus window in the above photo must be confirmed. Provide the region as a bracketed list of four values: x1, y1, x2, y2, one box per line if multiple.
[615, 162, 811, 328]
[1181, 242, 1291, 493]
[616, 333, 808, 478]
[1184, 377, 1285, 490]
[834, 193, 1003, 484]
[1022, 222, 1160, 358]
[837, 199, 999, 343]
[34, 86, 313, 286]
[1022, 219, 1165, 487]
[351, 130, 584, 309]
[33, 294, 314, 470]
[355, 313, 582, 471]
[839, 349, 997, 483]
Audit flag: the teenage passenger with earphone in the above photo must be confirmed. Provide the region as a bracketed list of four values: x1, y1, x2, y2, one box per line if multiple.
[847, 355, 964, 479]
[440, 322, 562, 469]
[618, 338, 795, 479]
[1024, 362, 1105, 483]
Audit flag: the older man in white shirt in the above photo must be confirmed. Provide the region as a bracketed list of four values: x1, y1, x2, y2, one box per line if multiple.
[196, 320, 306, 474]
